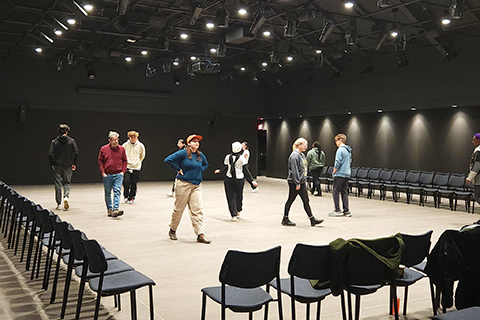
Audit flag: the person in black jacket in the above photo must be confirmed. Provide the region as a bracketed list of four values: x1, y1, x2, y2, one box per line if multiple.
[48, 124, 79, 210]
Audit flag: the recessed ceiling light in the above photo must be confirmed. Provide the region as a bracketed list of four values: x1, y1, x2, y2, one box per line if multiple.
[390, 30, 399, 38]
[125, 56, 132, 62]
[347, 111, 352, 115]
[190, 56, 197, 61]
[238, 8, 247, 15]
[344, 1, 354, 9]
[35, 47, 42, 53]
[411, 107, 417, 111]
[263, 30, 271, 37]
[378, 109, 383, 113]
[240, 66, 246, 71]
[210, 47, 217, 53]
[452, 104, 458, 108]
[315, 49, 323, 54]
[442, 18, 451, 25]
[54, 29, 63, 36]
[141, 50, 148, 55]
[286, 55, 293, 61]
[67, 18, 76, 25]
[180, 33, 188, 39]
[261, 61, 268, 67]
[83, 4, 93, 11]
[173, 61, 179, 66]
[206, 22, 215, 29]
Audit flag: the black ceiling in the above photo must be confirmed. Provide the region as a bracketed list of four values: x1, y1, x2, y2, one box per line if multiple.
[1, 0, 479, 80]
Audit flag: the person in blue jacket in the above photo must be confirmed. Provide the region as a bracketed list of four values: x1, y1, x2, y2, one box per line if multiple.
[329, 133, 353, 217]
[164, 134, 211, 244]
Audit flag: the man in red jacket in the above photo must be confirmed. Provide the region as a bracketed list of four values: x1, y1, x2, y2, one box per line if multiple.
[98, 131, 127, 217]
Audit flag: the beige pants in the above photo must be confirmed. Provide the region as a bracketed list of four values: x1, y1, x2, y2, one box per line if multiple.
[169, 179, 205, 235]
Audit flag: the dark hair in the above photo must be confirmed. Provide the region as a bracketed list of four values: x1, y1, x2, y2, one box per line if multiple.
[242, 141, 249, 150]
[58, 124, 70, 135]
[313, 141, 321, 150]
[178, 139, 185, 144]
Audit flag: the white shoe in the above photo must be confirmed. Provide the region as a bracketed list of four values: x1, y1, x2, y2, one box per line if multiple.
[251, 187, 259, 193]
[166, 192, 174, 197]
[124, 198, 129, 203]
[56, 204, 62, 210]
[63, 197, 69, 210]
[128, 199, 134, 204]
[329, 211, 343, 217]
[231, 216, 239, 222]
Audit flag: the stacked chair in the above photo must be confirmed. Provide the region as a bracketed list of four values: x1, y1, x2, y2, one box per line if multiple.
[0, 181, 156, 320]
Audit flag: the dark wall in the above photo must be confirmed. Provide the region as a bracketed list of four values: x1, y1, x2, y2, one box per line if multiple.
[264, 107, 480, 179]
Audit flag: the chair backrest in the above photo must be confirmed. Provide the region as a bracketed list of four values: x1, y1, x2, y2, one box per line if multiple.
[418, 171, 434, 186]
[82, 237, 108, 274]
[219, 246, 281, 288]
[288, 243, 330, 281]
[68, 229, 87, 260]
[367, 168, 381, 180]
[378, 169, 394, 182]
[356, 167, 370, 180]
[326, 167, 334, 177]
[400, 230, 433, 267]
[432, 172, 450, 188]
[405, 170, 421, 185]
[448, 173, 466, 189]
[346, 237, 400, 286]
[349, 167, 359, 179]
[320, 166, 329, 177]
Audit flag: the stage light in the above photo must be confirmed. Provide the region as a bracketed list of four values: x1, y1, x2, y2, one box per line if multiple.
[377, 0, 390, 8]
[190, 56, 197, 61]
[190, 1, 203, 25]
[145, 61, 156, 78]
[173, 76, 181, 85]
[215, 7, 229, 28]
[284, 18, 296, 37]
[86, 67, 95, 80]
[117, 0, 129, 15]
[449, 0, 464, 19]
[286, 55, 293, 61]
[83, 3, 93, 11]
[390, 30, 399, 38]
[249, 10, 266, 34]
[315, 49, 322, 54]
[319, 20, 334, 43]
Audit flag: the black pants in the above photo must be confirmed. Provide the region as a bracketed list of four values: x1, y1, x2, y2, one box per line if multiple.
[310, 168, 322, 196]
[284, 182, 313, 218]
[332, 177, 349, 212]
[224, 177, 245, 217]
[123, 169, 140, 200]
[243, 164, 256, 189]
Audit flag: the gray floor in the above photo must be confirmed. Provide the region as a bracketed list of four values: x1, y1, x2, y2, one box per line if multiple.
[1, 177, 477, 320]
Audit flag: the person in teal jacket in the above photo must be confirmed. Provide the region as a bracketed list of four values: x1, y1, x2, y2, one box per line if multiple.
[330, 133, 352, 217]
[164, 134, 211, 244]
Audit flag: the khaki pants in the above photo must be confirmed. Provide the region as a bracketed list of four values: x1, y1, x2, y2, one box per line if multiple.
[169, 179, 205, 235]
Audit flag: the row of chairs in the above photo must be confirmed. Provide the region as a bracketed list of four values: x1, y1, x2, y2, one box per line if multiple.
[317, 166, 475, 212]
[0, 181, 155, 320]
[201, 231, 435, 320]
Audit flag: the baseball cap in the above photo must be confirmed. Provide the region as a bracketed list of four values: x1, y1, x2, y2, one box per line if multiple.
[187, 134, 203, 144]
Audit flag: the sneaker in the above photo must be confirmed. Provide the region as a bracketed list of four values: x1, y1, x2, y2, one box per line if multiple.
[166, 192, 174, 197]
[63, 197, 69, 210]
[168, 229, 177, 241]
[281, 217, 296, 226]
[251, 187, 259, 193]
[197, 234, 211, 244]
[56, 204, 62, 210]
[128, 199, 134, 204]
[107, 209, 113, 217]
[112, 209, 124, 218]
[344, 211, 352, 217]
[231, 216, 239, 222]
[329, 211, 344, 217]
[124, 198, 129, 203]
[310, 217, 324, 226]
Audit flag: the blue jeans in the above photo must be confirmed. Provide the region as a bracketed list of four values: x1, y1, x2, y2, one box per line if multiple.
[103, 173, 123, 210]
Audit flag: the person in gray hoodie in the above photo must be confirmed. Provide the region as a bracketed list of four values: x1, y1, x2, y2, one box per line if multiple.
[282, 138, 324, 227]
[48, 124, 79, 210]
[466, 133, 480, 204]
[329, 133, 352, 217]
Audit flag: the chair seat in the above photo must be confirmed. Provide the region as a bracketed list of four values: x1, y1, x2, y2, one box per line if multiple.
[75, 259, 134, 279]
[348, 284, 383, 295]
[269, 277, 331, 304]
[369, 182, 383, 187]
[392, 268, 425, 286]
[202, 285, 273, 312]
[432, 306, 480, 319]
[412, 261, 426, 273]
[438, 189, 454, 195]
[89, 270, 155, 296]
[454, 191, 471, 196]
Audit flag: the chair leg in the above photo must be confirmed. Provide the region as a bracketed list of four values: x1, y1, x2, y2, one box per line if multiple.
[316, 301, 321, 320]
[61, 255, 75, 319]
[430, 280, 437, 316]
[306, 302, 310, 320]
[50, 248, 63, 304]
[403, 286, 409, 315]
[340, 291, 347, 320]
[130, 290, 137, 320]
[149, 285, 154, 320]
[201, 292, 207, 320]
[75, 262, 89, 320]
[354, 294, 361, 320]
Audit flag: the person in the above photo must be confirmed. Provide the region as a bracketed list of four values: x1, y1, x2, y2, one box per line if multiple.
[306, 141, 325, 197]
[329, 133, 353, 217]
[164, 134, 211, 244]
[241, 142, 259, 192]
[466, 133, 480, 205]
[214, 142, 251, 221]
[282, 138, 324, 227]
[122, 131, 146, 204]
[167, 139, 186, 197]
[98, 131, 127, 218]
[48, 124, 79, 210]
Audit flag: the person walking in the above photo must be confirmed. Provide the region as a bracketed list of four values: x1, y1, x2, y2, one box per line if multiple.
[282, 138, 324, 227]
[164, 134, 211, 244]
[329, 133, 353, 217]
[122, 131, 146, 204]
[214, 142, 250, 221]
[167, 139, 186, 197]
[241, 142, 259, 192]
[98, 131, 127, 218]
[48, 124, 79, 210]
[306, 141, 325, 197]
[466, 133, 480, 205]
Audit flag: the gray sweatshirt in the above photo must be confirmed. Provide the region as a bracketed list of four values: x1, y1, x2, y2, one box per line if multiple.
[287, 150, 308, 186]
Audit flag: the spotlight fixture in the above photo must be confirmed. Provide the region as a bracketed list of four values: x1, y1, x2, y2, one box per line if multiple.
[314, 51, 324, 68]
[173, 61, 179, 66]
[442, 17, 451, 25]
[35, 31, 54, 44]
[238, 3, 247, 16]
[411, 107, 417, 111]
[315, 49, 322, 54]
[252, 74, 259, 84]
[206, 21, 215, 29]
[210, 47, 217, 54]
[35, 47, 43, 53]
[125, 56, 132, 62]
[189, 1, 203, 25]
[270, 50, 279, 63]
[452, 104, 458, 108]
[117, 0, 130, 15]
[263, 30, 271, 37]
[141, 50, 148, 55]
[390, 30, 399, 38]
[163, 61, 171, 73]
[83, 3, 93, 11]
[449, 0, 464, 20]
[67, 18, 76, 25]
[190, 56, 197, 61]
[173, 76, 181, 85]
[345, 19, 357, 45]
[180, 32, 188, 39]
[249, 10, 266, 34]
[126, 37, 137, 43]
[54, 29, 63, 36]
[376, 0, 390, 8]
[284, 18, 296, 37]
[67, 51, 76, 65]
[286, 55, 293, 62]
[319, 20, 334, 43]
[261, 61, 268, 67]
[145, 61, 156, 78]
[57, 59, 63, 71]
[344, 1, 354, 9]
[61, 0, 88, 20]
[240, 66, 246, 71]
[215, 7, 229, 28]
[378, 109, 383, 113]
[86, 67, 95, 80]
[347, 111, 352, 115]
